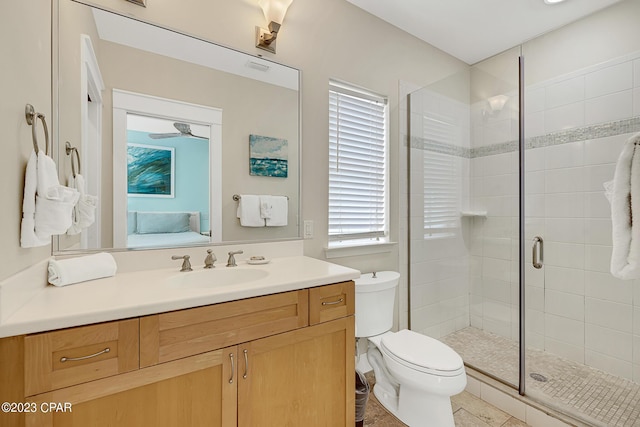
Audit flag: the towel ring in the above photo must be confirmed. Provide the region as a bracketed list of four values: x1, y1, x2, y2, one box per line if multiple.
[25, 104, 49, 155]
[65, 142, 81, 178]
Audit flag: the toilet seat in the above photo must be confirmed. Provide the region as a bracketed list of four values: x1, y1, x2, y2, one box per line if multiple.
[380, 330, 464, 377]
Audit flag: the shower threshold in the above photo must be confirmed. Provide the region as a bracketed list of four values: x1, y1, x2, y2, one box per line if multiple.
[441, 327, 640, 427]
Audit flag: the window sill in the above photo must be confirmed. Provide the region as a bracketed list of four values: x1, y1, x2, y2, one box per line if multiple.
[324, 241, 397, 259]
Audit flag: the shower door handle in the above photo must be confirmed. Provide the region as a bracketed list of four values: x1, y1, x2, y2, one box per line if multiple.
[532, 236, 543, 269]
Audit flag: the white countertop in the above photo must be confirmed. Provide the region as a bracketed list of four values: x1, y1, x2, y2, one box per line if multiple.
[0, 256, 360, 338]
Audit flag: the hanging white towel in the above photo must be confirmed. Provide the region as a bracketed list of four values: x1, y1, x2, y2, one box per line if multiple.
[236, 195, 265, 227]
[34, 152, 79, 240]
[48, 252, 117, 287]
[265, 196, 288, 226]
[67, 174, 98, 235]
[20, 151, 49, 248]
[259, 195, 273, 219]
[610, 133, 640, 280]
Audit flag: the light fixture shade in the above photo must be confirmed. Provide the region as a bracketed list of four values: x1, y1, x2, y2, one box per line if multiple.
[488, 94, 509, 112]
[258, 0, 293, 25]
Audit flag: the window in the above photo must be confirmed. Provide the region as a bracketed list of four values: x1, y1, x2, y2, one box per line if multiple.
[328, 80, 388, 246]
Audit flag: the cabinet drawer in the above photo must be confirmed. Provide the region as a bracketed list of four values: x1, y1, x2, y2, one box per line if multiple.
[140, 289, 309, 367]
[308, 281, 354, 325]
[24, 318, 139, 396]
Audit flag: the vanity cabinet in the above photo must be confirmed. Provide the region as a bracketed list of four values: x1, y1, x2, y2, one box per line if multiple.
[0, 281, 355, 427]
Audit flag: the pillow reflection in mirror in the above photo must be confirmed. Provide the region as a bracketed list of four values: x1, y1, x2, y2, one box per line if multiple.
[136, 212, 191, 234]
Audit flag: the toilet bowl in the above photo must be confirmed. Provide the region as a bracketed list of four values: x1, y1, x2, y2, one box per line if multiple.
[355, 272, 466, 427]
[367, 330, 466, 426]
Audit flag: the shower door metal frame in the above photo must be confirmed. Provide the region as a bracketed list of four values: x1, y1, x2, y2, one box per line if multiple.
[518, 54, 526, 396]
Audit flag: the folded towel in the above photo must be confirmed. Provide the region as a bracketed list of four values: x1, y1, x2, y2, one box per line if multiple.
[236, 195, 265, 227]
[48, 252, 117, 287]
[67, 174, 98, 235]
[21, 151, 49, 248]
[265, 195, 288, 226]
[34, 151, 79, 240]
[610, 133, 640, 280]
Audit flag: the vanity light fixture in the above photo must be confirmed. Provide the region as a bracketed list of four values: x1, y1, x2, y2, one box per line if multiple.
[482, 94, 509, 119]
[487, 94, 509, 112]
[255, 0, 293, 54]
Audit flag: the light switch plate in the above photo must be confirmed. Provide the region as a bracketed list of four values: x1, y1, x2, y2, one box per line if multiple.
[303, 220, 314, 239]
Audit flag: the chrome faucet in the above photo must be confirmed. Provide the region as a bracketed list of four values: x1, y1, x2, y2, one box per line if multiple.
[226, 250, 243, 267]
[204, 249, 216, 269]
[171, 255, 193, 272]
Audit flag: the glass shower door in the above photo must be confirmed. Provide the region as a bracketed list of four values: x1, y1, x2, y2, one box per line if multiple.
[406, 46, 522, 389]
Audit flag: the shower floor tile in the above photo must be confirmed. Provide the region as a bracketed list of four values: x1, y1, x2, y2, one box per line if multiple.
[441, 327, 640, 427]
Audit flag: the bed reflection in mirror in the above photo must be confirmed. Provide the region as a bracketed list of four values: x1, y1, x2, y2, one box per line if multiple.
[124, 115, 212, 249]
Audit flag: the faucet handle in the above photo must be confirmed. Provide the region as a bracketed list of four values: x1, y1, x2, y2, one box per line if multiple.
[226, 250, 243, 267]
[204, 249, 216, 269]
[171, 255, 193, 272]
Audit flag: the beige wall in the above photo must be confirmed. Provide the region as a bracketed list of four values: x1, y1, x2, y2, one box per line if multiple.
[0, 0, 52, 280]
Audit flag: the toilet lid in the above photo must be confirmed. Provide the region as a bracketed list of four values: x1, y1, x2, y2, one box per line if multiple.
[381, 330, 464, 375]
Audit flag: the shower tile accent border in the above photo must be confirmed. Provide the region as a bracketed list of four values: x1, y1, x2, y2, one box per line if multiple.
[408, 116, 640, 159]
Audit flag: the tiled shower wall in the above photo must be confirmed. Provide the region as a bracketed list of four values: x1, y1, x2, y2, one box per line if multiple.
[469, 52, 640, 382]
[403, 51, 640, 382]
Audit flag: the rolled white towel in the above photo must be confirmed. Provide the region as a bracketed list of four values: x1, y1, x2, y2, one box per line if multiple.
[48, 252, 117, 287]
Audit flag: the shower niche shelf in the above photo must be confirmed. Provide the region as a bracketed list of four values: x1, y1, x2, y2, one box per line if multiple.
[460, 210, 487, 218]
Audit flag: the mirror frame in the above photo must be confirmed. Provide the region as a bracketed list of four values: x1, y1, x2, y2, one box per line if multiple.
[52, 0, 302, 255]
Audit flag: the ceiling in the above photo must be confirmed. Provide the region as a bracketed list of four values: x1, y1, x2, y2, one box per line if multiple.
[344, 0, 625, 64]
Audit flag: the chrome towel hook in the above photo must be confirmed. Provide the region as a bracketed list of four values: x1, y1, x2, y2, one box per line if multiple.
[65, 142, 81, 178]
[25, 104, 49, 155]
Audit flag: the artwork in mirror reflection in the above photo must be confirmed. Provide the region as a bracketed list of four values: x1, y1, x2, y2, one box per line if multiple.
[126, 115, 210, 249]
[127, 144, 175, 197]
[54, 0, 300, 253]
[249, 134, 288, 178]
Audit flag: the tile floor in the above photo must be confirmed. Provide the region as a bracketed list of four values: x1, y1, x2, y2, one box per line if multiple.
[441, 327, 640, 427]
[363, 372, 530, 427]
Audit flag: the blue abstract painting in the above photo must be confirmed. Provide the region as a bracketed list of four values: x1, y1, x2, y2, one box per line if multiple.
[127, 144, 175, 197]
[249, 134, 288, 178]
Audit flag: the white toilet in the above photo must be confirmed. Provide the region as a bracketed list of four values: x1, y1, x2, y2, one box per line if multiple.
[355, 271, 466, 427]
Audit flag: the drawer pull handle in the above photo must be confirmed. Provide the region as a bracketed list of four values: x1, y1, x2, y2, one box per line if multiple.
[229, 353, 235, 384]
[322, 298, 344, 306]
[243, 349, 249, 379]
[60, 347, 110, 363]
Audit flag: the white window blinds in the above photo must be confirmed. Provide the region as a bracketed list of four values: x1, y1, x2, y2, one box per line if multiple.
[421, 116, 460, 239]
[328, 81, 388, 243]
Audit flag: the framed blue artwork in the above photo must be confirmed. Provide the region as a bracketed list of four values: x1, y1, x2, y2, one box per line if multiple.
[249, 134, 288, 178]
[127, 143, 175, 197]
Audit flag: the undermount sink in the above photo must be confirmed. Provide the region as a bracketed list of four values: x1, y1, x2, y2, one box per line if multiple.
[166, 268, 269, 289]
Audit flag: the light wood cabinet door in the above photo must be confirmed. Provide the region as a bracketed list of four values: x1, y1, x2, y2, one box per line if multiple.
[26, 347, 238, 427]
[238, 317, 355, 427]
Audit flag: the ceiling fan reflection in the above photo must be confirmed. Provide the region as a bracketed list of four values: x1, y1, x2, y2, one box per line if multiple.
[148, 122, 207, 140]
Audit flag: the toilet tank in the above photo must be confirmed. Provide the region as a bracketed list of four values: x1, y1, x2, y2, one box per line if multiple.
[354, 271, 399, 338]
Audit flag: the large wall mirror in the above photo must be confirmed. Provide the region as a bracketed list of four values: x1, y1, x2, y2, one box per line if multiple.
[54, 0, 300, 253]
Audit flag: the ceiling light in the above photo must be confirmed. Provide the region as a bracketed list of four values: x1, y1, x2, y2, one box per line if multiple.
[544, 0, 567, 4]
